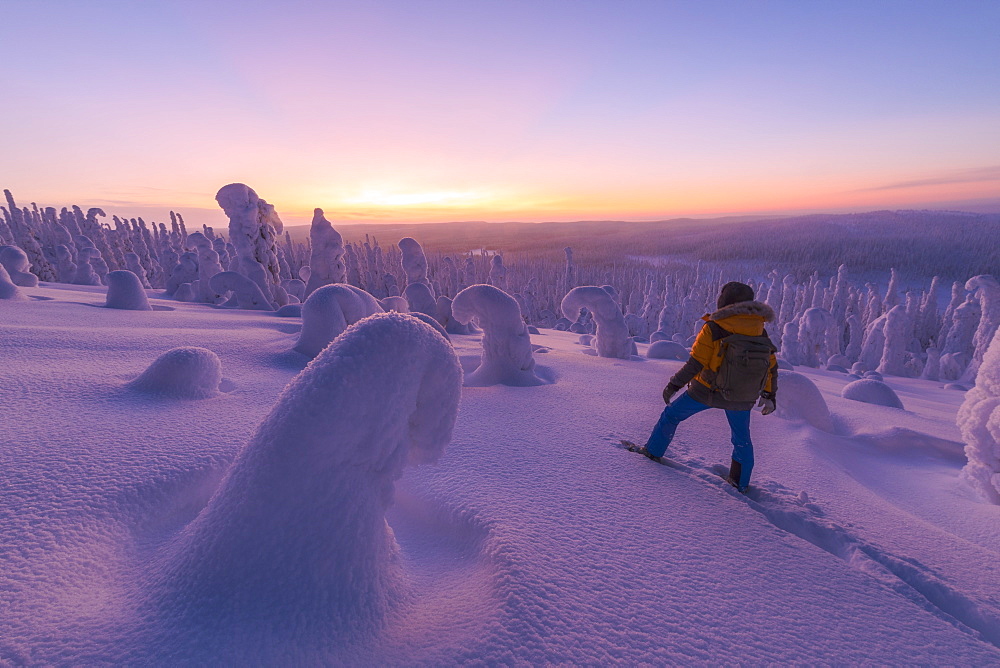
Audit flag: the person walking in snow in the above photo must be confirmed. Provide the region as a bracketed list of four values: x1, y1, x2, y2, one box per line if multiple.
[628, 282, 778, 493]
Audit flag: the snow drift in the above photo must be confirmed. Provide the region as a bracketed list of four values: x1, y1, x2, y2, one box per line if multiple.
[128, 347, 224, 399]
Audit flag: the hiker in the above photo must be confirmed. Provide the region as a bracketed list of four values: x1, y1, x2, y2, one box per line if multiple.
[634, 282, 778, 492]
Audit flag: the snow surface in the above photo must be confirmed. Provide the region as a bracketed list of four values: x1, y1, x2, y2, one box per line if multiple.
[2, 284, 1000, 664]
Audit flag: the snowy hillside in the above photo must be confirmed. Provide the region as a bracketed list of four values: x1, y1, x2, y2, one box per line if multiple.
[2, 284, 999, 664]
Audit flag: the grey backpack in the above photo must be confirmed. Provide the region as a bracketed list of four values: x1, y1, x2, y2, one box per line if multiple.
[706, 322, 777, 402]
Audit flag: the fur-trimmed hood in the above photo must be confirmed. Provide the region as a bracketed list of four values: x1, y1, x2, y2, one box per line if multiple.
[708, 300, 775, 323]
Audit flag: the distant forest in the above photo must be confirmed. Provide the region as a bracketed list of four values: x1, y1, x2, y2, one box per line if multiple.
[298, 210, 999, 281]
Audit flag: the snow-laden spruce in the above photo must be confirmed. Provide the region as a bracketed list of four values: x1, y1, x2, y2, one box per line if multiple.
[958, 324, 1000, 504]
[0, 245, 39, 287]
[153, 313, 462, 651]
[105, 270, 152, 311]
[452, 284, 544, 386]
[128, 347, 223, 399]
[962, 275, 1000, 384]
[399, 237, 431, 290]
[561, 286, 632, 359]
[304, 208, 346, 296]
[295, 284, 383, 358]
[215, 183, 285, 307]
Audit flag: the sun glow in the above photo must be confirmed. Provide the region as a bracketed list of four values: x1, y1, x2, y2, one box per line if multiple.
[341, 188, 494, 208]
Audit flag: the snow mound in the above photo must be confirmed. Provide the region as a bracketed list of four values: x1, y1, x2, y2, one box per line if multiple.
[452, 284, 544, 386]
[153, 312, 462, 654]
[295, 284, 383, 358]
[647, 340, 687, 360]
[0, 264, 28, 300]
[275, 304, 302, 317]
[774, 371, 834, 432]
[958, 325, 1000, 504]
[128, 347, 223, 399]
[381, 296, 408, 312]
[104, 270, 152, 311]
[0, 245, 38, 287]
[842, 379, 904, 409]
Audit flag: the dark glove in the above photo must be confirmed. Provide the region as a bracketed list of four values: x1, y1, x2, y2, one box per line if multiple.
[663, 383, 681, 404]
[758, 391, 776, 416]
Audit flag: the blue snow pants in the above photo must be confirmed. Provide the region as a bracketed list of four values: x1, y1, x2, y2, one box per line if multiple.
[643, 391, 754, 489]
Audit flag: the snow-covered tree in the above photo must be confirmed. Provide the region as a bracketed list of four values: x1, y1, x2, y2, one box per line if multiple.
[958, 325, 1000, 504]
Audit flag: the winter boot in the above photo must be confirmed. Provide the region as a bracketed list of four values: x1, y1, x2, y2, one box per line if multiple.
[726, 459, 748, 493]
[622, 440, 662, 463]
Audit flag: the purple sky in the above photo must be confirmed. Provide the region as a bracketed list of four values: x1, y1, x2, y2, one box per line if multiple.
[3, 0, 999, 226]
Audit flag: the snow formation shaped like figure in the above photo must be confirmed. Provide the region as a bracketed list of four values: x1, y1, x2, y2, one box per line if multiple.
[55, 245, 77, 283]
[156, 313, 462, 651]
[0, 264, 28, 300]
[404, 281, 437, 317]
[841, 379, 904, 409]
[957, 325, 1000, 504]
[208, 271, 274, 311]
[436, 295, 472, 335]
[123, 252, 151, 289]
[0, 245, 39, 287]
[798, 308, 836, 368]
[877, 305, 910, 377]
[780, 321, 802, 366]
[489, 254, 506, 288]
[561, 286, 632, 359]
[295, 284, 384, 358]
[304, 208, 346, 296]
[72, 246, 103, 286]
[165, 252, 198, 297]
[774, 371, 833, 432]
[129, 347, 223, 399]
[399, 237, 430, 288]
[215, 183, 283, 306]
[104, 270, 152, 311]
[647, 340, 688, 360]
[452, 284, 543, 386]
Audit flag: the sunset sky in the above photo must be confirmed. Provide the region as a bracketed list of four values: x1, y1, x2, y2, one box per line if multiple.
[3, 0, 999, 227]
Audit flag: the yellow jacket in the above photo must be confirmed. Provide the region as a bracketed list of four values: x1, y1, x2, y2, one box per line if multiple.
[668, 300, 778, 410]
